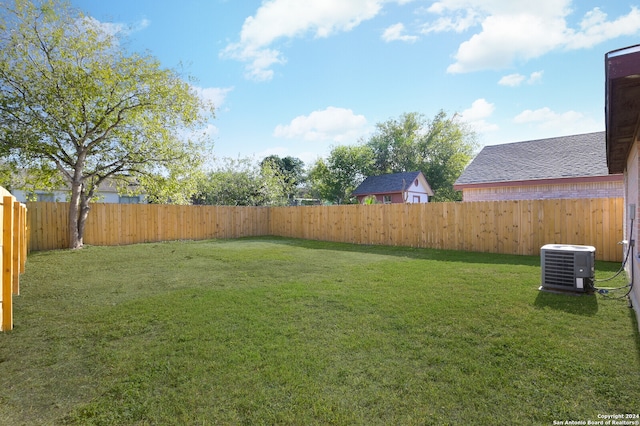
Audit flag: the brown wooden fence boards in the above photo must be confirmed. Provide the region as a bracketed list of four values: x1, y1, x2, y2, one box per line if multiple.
[26, 198, 624, 262]
[27, 202, 272, 251]
[269, 198, 625, 261]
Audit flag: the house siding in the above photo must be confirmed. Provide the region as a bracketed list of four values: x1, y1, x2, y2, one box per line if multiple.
[461, 181, 624, 202]
[11, 189, 145, 204]
[357, 193, 406, 204]
[357, 191, 430, 204]
[626, 140, 640, 331]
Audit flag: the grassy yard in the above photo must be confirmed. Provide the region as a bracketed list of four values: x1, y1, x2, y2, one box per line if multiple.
[0, 237, 639, 425]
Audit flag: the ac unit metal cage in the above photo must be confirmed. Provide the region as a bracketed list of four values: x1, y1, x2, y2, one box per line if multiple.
[540, 244, 595, 293]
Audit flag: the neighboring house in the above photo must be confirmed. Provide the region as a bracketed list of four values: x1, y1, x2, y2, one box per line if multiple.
[11, 178, 145, 204]
[605, 44, 640, 331]
[352, 171, 434, 204]
[453, 132, 624, 202]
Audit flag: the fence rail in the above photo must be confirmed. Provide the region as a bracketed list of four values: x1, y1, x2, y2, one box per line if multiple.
[1, 188, 28, 331]
[27, 198, 624, 262]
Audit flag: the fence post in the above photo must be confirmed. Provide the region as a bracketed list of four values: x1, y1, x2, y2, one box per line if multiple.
[2, 196, 14, 331]
[20, 204, 27, 274]
[13, 201, 22, 295]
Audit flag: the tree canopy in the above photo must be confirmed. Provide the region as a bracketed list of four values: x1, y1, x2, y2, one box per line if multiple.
[193, 157, 293, 206]
[308, 145, 374, 204]
[365, 111, 477, 201]
[0, 0, 214, 248]
[309, 111, 477, 204]
[260, 155, 305, 202]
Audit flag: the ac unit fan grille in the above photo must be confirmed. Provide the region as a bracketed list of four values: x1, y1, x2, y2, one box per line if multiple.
[543, 251, 575, 288]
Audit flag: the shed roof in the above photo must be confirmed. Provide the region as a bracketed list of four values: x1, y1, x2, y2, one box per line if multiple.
[454, 132, 610, 186]
[353, 171, 432, 196]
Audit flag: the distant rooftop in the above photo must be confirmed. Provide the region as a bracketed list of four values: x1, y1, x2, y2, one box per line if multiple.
[455, 132, 610, 186]
[353, 171, 425, 195]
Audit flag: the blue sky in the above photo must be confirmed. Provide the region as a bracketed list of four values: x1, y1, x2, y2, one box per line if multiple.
[70, 0, 640, 168]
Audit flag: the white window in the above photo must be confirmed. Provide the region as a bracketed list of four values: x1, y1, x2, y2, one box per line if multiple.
[383, 195, 392, 204]
[413, 195, 420, 203]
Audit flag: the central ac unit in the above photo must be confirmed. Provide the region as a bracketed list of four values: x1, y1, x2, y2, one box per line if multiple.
[540, 244, 595, 293]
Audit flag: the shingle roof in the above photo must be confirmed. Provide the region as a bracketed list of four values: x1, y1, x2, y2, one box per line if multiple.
[352, 171, 422, 195]
[454, 132, 609, 186]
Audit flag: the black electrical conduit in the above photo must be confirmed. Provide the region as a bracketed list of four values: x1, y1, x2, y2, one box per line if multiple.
[593, 218, 635, 299]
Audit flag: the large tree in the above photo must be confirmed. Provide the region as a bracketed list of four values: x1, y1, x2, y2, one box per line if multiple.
[308, 145, 374, 204]
[260, 155, 305, 202]
[0, 0, 213, 248]
[193, 157, 289, 206]
[366, 111, 477, 201]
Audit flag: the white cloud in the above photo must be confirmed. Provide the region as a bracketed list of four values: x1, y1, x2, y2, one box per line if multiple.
[421, 1, 640, 73]
[221, 0, 407, 81]
[498, 71, 543, 86]
[459, 98, 499, 133]
[421, 8, 479, 33]
[498, 73, 526, 87]
[565, 7, 640, 49]
[514, 107, 577, 124]
[192, 86, 234, 109]
[202, 123, 219, 138]
[513, 106, 601, 134]
[447, 13, 566, 73]
[527, 70, 543, 84]
[382, 23, 418, 42]
[81, 16, 150, 39]
[273, 106, 368, 142]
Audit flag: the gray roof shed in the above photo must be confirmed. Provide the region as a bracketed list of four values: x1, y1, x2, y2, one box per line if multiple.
[353, 171, 433, 196]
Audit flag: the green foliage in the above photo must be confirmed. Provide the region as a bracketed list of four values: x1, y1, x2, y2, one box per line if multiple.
[368, 111, 426, 173]
[0, 0, 214, 245]
[260, 155, 305, 202]
[308, 145, 374, 204]
[362, 194, 378, 204]
[365, 111, 478, 201]
[0, 161, 17, 190]
[308, 111, 477, 204]
[193, 157, 288, 206]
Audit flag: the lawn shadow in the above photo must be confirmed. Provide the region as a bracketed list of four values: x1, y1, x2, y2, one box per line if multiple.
[533, 290, 599, 316]
[253, 236, 540, 266]
[250, 236, 625, 270]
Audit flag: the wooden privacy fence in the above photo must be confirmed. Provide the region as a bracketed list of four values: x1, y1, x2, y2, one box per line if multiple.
[27, 198, 624, 261]
[270, 198, 624, 261]
[1, 187, 28, 331]
[28, 203, 270, 251]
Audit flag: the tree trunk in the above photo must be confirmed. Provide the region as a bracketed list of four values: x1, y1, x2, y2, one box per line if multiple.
[68, 179, 83, 249]
[77, 192, 91, 246]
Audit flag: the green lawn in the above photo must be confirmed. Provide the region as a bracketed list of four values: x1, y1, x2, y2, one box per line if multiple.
[1, 238, 639, 425]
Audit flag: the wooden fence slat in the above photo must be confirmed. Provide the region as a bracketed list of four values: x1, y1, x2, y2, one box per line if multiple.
[0, 190, 26, 331]
[2, 196, 14, 330]
[12, 201, 21, 295]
